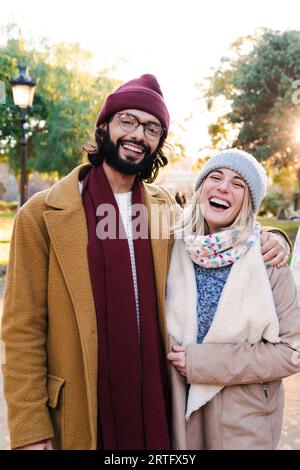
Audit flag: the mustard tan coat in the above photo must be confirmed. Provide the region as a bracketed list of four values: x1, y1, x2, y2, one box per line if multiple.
[1, 164, 177, 450]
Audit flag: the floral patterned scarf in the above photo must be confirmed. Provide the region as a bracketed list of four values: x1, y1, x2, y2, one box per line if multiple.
[184, 221, 261, 268]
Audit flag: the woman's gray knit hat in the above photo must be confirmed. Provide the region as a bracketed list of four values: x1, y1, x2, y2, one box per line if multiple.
[194, 148, 267, 213]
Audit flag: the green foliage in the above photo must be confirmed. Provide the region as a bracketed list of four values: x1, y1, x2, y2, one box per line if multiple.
[206, 30, 300, 169]
[0, 25, 120, 176]
[165, 127, 188, 165]
[260, 192, 286, 216]
[0, 200, 18, 212]
[0, 51, 21, 157]
[192, 154, 211, 173]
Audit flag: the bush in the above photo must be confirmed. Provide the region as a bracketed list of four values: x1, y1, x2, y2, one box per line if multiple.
[260, 192, 286, 216]
[0, 200, 18, 212]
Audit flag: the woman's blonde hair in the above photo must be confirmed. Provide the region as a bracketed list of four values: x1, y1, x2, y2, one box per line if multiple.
[173, 176, 254, 247]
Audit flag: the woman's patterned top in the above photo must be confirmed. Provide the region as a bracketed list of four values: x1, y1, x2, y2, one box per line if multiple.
[194, 263, 232, 343]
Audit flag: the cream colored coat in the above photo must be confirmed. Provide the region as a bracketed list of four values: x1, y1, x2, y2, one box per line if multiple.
[170, 263, 300, 450]
[0, 164, 177, 449]
[291, 226, 300, 297]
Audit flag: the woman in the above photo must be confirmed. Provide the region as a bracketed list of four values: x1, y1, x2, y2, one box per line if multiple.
[166, 148, 300, 450]
[291, 226, 300, 296]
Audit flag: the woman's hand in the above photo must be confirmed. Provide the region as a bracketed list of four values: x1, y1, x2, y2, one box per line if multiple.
[167, 345, 186, 377]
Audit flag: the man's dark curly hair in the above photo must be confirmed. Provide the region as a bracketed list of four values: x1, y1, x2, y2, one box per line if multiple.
[83, 125, 169, 184]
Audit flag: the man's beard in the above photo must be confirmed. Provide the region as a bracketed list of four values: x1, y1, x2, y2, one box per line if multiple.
[100, 130, 156, 175]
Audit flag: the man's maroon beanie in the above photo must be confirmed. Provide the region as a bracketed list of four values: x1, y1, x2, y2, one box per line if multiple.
[96, 74, 170, 138]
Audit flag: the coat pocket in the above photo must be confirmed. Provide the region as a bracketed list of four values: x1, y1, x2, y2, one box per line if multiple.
[47, 374, 66, 448]
[47, 374, 66, 408]
[240, 382, 270, 411]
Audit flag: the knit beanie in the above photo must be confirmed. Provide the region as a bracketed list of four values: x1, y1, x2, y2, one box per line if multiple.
[194, 148, 267, 213]
[96, 74, 170, 139]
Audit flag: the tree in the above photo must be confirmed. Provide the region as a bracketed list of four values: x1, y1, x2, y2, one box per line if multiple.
[166, 125, 188, 165]
[205, 30, 300, 207]
[0, 25, 120, 195]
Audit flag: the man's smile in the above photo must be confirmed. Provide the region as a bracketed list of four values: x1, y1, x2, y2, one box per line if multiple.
[120, 141, 147, 160]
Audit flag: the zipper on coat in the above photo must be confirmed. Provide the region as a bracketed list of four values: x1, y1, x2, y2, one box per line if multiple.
[261, 382, 269, 401]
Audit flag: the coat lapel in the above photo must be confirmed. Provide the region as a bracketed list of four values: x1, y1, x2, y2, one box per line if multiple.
[43, 165, 97, 447]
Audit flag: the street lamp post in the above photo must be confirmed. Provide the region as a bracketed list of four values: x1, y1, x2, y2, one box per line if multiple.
[10, 66, 36, 206]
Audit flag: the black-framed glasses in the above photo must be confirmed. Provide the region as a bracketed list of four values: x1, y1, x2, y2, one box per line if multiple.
[116, 112, 164, 140]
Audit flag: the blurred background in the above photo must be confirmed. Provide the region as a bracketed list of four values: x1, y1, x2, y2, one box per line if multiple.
[0, 0, 300, 450]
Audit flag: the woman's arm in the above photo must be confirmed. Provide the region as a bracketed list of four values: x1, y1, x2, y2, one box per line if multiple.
[185, 266, 300, 386]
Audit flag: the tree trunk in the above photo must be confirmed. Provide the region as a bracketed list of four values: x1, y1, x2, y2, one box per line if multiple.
[17, 171, 29, 206]
[24, 171, 29, 202]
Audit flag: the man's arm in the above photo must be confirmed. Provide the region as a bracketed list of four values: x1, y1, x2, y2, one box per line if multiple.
[261, 227, 291, 268]
[262, 226, 292, 251]
[1, 197, 54, 449]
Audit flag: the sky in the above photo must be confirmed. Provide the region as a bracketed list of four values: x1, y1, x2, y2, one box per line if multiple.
[2, 0, 300, 158]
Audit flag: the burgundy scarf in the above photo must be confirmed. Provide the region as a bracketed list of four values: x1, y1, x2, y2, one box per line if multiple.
[82, 165, 170, 450]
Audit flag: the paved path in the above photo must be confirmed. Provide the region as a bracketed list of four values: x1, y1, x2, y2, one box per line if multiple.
[0, 275, 299, 450]
[277, 373, 300, 450]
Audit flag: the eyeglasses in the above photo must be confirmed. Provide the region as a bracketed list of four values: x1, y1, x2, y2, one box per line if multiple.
[116, 112, 164, 140]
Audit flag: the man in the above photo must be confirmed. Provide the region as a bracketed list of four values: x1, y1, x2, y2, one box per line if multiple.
[1, 74, 290, 450]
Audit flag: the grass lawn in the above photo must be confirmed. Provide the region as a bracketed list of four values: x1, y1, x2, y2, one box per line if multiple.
[0, 213, 15, 219]
[258, 217, 300, 247]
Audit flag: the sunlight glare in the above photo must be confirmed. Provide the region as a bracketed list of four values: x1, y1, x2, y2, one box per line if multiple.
[295, 124, 300, 142]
